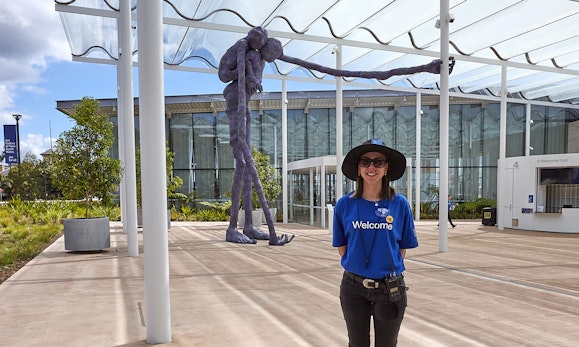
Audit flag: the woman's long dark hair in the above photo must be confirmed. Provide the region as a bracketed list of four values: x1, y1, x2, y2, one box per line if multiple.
[352, 174, 396, 200]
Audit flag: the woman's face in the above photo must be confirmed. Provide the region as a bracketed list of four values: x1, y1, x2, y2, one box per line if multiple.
[358, 151, 388, 185]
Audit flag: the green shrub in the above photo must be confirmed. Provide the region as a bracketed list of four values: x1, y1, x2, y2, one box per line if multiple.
[0, 203, 62, 268]
[193, 208, 229, 221]
[418, 198, 496, 219]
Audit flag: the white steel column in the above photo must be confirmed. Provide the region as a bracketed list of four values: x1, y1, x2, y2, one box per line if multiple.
[137, 0, 171, 343]
[497, 65, 508, 231]
[438, 0, 450, 252]
[282, 79, 288, 223]
[415, 92, 422, 220]
[406, 157, 412, 209]
[310, 168, 314, 225]
[335, 44, 344, 200]
[117, 56, 127, 234]
[119, 0, 138, 257]
[321, 163, 326, 229]
[525, 103, 531, 157]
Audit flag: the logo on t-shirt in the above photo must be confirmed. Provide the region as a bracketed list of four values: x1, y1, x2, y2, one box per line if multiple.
[375, 208, 389, 217]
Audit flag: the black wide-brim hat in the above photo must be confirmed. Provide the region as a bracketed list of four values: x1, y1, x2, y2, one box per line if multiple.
[341, 139, 406, 181]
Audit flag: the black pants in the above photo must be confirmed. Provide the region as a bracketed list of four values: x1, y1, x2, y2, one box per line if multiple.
[340, 272, 407, 347]
[448, 215, 455, 227]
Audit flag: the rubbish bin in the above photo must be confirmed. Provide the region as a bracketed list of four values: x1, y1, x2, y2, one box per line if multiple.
[482, 207, 497, 226]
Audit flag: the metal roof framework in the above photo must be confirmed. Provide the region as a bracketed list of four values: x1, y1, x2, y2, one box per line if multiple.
[55, 0, 579, 105]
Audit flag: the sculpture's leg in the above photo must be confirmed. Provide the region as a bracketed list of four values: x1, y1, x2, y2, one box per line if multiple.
[241, 109, 268, 240]
[226, 144, 256, 244]
[240, 142, 294, 245]
[242, 169, 268, 240]
[225, 83, 256, 244]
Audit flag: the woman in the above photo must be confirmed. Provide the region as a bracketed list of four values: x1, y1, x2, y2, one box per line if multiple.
[333, 139, 419, 347]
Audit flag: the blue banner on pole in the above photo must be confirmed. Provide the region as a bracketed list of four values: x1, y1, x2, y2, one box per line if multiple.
[3, 124, 18, 165]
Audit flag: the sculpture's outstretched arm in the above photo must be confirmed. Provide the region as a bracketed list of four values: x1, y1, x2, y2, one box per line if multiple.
[278, 55, 455, 80]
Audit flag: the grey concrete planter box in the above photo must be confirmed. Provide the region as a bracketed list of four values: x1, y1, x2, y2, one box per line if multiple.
[63, 217, 110, 251]
[238, 209, 263, 228]
[137, 208, 171, 229]
[262, 207, 277, 224]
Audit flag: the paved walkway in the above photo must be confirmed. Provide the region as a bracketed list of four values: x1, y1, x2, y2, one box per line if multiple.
[1, 220, 579, 346]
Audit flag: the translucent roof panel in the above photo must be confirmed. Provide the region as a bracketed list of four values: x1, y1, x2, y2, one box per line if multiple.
[55, 0, 579, 104]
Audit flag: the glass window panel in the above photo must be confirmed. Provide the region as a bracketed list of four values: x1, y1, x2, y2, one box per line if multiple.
[288, 109, 307, 161]
[482, 104, 500, 167]
[306, 108, 331, 158]
[420, 105, 440, 162]
[216, 112, 233, 170]
[193, 112, 216, 169]
[194, 169, 216, 200]
[394, 106, 416, 159]
[530, 105, 547, 155]
[546, 107, 568, 155]
[170, 114, 193, 170]
[530, 106, 569, 155]
[505, 104, 526, 158]
[258, 111, 282, 166]
[350, 107, 374, 146]
[218, 169, 234, 200]
[174, 169, 193, 195]
[249, 110, 262, 152]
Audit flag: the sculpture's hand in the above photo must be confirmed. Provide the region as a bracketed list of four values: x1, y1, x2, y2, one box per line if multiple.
[425, 57, 456, 75]
[247, 77, 262, 94]
[269, 234, 295, 246]
[448, 56, 456, 74]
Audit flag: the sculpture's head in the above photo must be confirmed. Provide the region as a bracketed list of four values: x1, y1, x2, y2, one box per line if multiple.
[261, 38, 283, 62]
[248, 26, 268, 50]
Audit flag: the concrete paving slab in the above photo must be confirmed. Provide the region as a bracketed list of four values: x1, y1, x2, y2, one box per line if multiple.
[1, 220, 579, 346]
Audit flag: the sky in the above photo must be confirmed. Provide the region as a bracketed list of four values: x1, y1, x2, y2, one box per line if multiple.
[1, 1, 336, 162]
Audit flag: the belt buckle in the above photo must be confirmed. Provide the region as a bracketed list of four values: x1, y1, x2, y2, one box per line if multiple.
[362, 278, 379, 289]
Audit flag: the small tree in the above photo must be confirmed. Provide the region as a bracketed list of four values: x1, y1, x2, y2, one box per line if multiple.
[51, 97, 122, 218]
[7, 152, 46, 200]
[135, 143, 186, 209]
[252, 146, 282, 208]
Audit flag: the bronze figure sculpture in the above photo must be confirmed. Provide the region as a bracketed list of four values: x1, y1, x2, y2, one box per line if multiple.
[219, 26, 454, 245]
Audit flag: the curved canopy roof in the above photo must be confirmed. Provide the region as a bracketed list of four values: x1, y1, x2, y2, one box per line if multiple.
[56, 0, 579, 104]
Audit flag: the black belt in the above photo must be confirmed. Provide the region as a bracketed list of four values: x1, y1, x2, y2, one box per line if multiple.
[344, 271, 402, 289]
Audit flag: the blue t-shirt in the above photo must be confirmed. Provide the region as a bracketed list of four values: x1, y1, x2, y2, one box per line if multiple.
[332, 192, 418, 278]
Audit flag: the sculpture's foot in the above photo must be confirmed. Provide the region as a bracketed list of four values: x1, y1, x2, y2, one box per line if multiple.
[243, 225, 269, 240]
[269, 234, 295, 246]
[226, 227, 257, 244]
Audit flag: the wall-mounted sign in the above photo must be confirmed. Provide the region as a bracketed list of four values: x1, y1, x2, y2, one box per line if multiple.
[528, 195, 533, 203]
[521, 208, 533, 214]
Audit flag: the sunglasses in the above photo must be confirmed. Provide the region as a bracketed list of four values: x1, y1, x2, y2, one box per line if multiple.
[358, 157, 387, 168]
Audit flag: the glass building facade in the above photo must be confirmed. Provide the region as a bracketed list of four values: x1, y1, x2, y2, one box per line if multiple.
[105, 89, 579, 226]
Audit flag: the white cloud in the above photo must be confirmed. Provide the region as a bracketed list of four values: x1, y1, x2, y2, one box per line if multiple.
[0, 1, 70, 159]
[0, 85, 17, 131]
[0, 0, 69, 99]
[21, 133, 55, 159]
